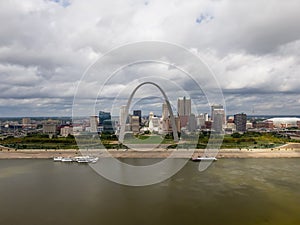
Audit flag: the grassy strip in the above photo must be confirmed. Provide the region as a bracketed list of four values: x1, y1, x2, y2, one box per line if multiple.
[1, 131, 299, 150]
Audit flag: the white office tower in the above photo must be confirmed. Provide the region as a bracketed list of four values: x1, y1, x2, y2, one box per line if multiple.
[211, 104, 224, 121]
[119, 105, 127, 127]
[162, 102, 169, 119]
[161, 102, 170, 134]
[149, 112, 160, 133]
[211, 104, 225, 133]
[212, 112, 223, 133]
[177, 97, 191, 116]
[204, 113, 209, 122]
[89, 115, 99, 133]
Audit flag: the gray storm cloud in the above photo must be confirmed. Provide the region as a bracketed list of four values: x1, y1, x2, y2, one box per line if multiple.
[0, 0, 300, 116]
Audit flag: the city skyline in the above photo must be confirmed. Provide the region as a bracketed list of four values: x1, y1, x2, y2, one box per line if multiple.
[3, 102, 300, 137]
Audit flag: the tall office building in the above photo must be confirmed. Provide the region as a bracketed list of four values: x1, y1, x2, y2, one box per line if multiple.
[211, 104, 224, 121]
[130, 115, 140, 134]
[99, 111, 111, 126]
[196, 114, 206, 129]
[212, 111, 224, 133]
[161, 102, 170, 134]
[119, 106, 127, 127]
[103, 119, 115, 133]
[234, 113, 247, 132]
[178, 97, 191, 129]
[211, 104, 225, 133]
[162, 102, 169, 119]
[177, 97, 191, 116]
[204, 113, 209, 122]
[133, 110, 142, 125]
[188, 114, 196, 132]
[89, 116, 99, 133]
[149, 112, 160, 133]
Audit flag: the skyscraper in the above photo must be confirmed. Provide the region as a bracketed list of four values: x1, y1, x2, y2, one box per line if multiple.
[148, 112, 160, 133]
[133, 110, 142, 125]
[212, 112, 224, 133]
[161, 102, 170, 134]
[119, 105, 127, 127]
[103, 119, 114, 133]
[211, 104, 226, 133]
[162, 102, 169, 119]
[177, 97, 191, 116]
[177, 97, 191, 129]
[234, 113, 247, 132]
[130, 115, 140, 134]
[99, 111, 111, 126]
[188, 114, 196, 132]
[89, 115, 99, 133]
[211, 104, 224, 121]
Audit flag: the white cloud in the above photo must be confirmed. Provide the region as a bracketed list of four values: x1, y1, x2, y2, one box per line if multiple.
[0, 0, 300, 116]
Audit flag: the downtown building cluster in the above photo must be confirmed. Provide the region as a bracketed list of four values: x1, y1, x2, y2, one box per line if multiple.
[80, 97, 273, 136]
[2, 97, 300, 139]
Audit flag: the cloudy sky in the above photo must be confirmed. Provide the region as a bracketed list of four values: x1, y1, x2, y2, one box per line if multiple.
[1, 0, 300, 117]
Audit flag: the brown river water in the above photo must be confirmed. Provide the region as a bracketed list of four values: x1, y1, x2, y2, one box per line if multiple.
[0, 158, 300, 225]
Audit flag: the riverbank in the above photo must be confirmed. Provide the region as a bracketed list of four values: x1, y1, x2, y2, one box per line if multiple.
[1, 148, 300, 159]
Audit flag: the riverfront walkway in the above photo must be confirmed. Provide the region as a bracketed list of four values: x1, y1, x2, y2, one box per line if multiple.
[1, 148, 300, 159]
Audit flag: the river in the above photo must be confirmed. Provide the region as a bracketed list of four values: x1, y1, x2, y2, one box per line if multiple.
[0, 158, 300, 225]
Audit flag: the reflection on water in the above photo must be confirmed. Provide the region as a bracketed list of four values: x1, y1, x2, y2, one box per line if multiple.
[0, 158, 300, 225]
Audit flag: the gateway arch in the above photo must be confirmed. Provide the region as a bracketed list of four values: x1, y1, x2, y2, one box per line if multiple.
[119, 82, 179, 143]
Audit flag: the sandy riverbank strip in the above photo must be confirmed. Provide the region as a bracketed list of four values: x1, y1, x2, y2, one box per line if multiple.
[1, 148, 300, 159]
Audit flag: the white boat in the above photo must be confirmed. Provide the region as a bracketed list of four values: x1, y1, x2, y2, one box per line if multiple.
[53, 156, 62, 162]
[191, 156, 217, 162]
[77, 158, 90, 163]
[73, 156, 88, 162]
[61, 157, 73, 162]
[76, 156, 99, 163]
[90, 157, 99, 163]
[54, 156, 99, 163]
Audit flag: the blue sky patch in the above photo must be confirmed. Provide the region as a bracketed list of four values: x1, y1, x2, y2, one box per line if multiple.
[49, 0, 71, 8]
[196, 13, 214, 24]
